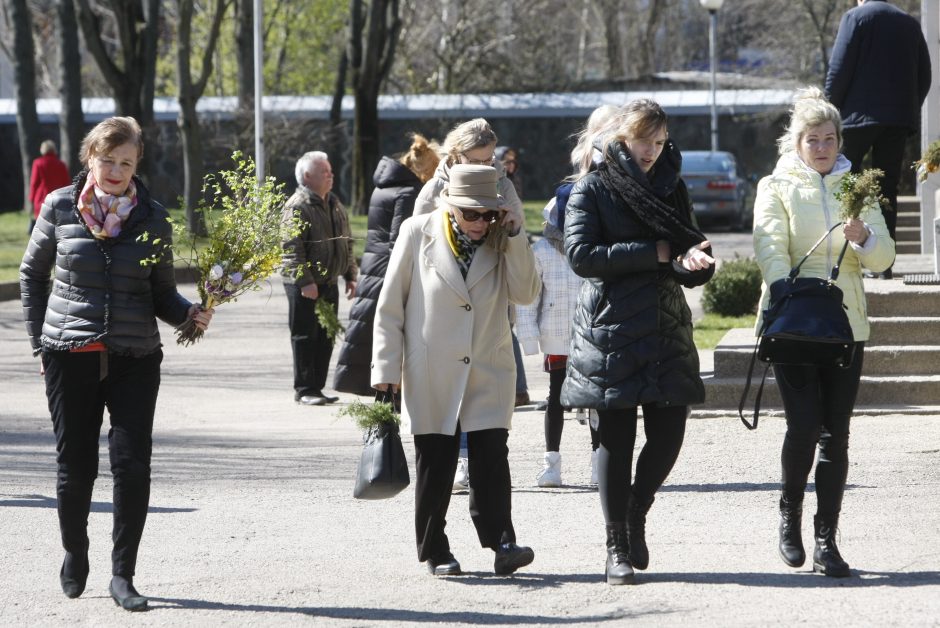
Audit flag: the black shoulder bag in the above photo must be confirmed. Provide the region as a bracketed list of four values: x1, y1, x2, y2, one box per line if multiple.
[738, 223, 855, 430]
[352, 390, 411, 499]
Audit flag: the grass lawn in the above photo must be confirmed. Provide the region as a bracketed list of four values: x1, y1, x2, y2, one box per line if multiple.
[694, 313, 756, 350]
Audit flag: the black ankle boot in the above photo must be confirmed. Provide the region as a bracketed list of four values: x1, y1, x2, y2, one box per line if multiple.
[605, 523, 635, 585]
[813, 515, 851, 578]
[778, 497, 805, 567]
[109, 576, 149, 612]
[59, 550, 89, 599]
[627, 492, 654, 570]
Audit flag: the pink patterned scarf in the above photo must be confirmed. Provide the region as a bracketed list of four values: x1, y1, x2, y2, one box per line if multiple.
[77, 172, 138, 239]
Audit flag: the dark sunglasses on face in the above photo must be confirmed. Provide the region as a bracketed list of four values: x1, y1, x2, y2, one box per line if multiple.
[458, 208, 501, 223]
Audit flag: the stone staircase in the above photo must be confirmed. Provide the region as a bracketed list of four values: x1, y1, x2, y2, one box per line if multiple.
[895, 195, 921, 255]
[701, 280, 940, 414]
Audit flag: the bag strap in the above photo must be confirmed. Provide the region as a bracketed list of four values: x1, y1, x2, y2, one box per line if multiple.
[788, 222, 843, 280]
[738, 335, 772, 430]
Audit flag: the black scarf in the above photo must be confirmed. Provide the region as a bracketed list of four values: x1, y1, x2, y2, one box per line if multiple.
[598, 145, 705, 254]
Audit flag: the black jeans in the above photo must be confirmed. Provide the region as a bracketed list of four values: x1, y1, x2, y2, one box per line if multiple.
[43, 349, 162, 578]
[284, 282, 338, 398]
[595, 404, 689, 523]
[841, 126, 908, 242]
[413, 427, 515, 561]
[774, 343, 865, 519]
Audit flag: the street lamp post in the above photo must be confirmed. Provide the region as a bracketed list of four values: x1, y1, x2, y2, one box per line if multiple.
[700, 0, 724, 153]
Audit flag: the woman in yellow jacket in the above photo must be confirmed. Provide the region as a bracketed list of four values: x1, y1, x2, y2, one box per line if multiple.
[753, 87, 894, 578]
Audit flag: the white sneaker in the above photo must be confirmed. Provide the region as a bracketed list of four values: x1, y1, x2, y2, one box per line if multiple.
[575, 408, 588, 425]
[453, 457, 469, 491]
[590, 449, 598, 485]
[537, 451, 562, 487]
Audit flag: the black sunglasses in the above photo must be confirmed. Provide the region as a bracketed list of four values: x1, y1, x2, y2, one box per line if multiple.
[458, 208, 501, 223]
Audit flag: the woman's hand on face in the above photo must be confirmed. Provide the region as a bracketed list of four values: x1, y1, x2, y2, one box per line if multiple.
[374, 383, 400, 394]
[843, 218, 869, 246]
[499, 204, 524, 235]
[189, 305, 215, 331]
[681, 240, 715, 271]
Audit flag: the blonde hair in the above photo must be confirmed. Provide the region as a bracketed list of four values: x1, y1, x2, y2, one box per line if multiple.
[568, 104, 620, 180]
[40, 140, 58, 156]
[399, 133, 441, 183]
[442, 118, 498, 165]
[777, 86, 843, 156]
[609, 99, 669, 148]
[79, 116, 144, 166]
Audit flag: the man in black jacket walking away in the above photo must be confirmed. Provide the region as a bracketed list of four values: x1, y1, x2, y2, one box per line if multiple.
[825, 0, 932, 279]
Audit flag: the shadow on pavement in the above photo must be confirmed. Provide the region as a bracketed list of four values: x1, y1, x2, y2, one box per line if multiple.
[0, 493, 196, 513]
[640, 570, 940, 588]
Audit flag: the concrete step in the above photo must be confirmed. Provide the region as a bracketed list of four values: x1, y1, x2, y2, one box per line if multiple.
[865, 283, 940, 316]
[869, 317, 940, 344]
[895, 226, 921, 242]
[716, 346, 940, 378]
[897, 241, 921, 254]
[897, 196, 919, 213]
[702, 374, 940, 410]
[896, 212, 921, 228]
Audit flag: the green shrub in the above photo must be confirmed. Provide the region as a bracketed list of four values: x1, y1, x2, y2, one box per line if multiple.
[701, 257, 762, 317]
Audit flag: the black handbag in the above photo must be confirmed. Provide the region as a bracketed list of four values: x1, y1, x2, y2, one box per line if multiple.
[739, 223, 855, 430]
[352, 391, 410, 499]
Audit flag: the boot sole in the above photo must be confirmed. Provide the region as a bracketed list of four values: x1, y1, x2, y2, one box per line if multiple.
[813, 561, 851, 578]
[494, 548, 535, 575]
[607, 572, 636, 585]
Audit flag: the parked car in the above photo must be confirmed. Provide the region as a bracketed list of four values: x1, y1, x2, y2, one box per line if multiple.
[682, 150, 753, 231]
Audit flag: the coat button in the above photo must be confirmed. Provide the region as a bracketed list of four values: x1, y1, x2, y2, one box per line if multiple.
[462, 356, 470, 364]
[464, 304, 472, 311]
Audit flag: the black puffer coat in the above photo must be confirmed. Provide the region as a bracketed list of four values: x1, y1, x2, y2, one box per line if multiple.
[20, 173, 191, 357]
[560, 140, 713, 411]
[333, 157, 422, 395]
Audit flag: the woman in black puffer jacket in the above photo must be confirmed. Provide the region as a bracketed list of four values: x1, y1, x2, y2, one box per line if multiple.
[19, 117, 213, 612]
[334, 134, 440, 396]
[560, 100, 715, 586]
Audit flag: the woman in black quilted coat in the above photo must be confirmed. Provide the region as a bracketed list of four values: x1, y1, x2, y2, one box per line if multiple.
[334, 134, 440, 395]
[560, 100, 715, 585]
[19, 117, 213, 611]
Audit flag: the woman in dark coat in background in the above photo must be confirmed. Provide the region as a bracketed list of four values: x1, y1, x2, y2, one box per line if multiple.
[561, 99, 715, 585]
[334, 134, 440, 395]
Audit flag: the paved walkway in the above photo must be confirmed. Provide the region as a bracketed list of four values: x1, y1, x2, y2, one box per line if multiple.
[1, 278, 938, 626]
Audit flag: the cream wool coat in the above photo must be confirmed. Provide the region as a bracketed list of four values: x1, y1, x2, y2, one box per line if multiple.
[371, 209, 540, 436]
[753, 152, 895, 341]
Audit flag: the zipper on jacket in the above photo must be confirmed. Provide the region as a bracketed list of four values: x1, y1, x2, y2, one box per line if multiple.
[818, 174, 833, 269]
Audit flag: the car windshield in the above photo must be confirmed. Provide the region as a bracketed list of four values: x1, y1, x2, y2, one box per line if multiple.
[684, 153, 736, 175]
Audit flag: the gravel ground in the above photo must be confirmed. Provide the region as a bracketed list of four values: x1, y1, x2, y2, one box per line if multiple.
[1, 275, 938, 627]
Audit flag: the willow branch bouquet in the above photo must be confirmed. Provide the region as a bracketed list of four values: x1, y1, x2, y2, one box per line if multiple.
[161, 152, 304, 346]
[834, 168, 887, 221]
[914, 139, 940, 182]
[338, 398, 400, 430]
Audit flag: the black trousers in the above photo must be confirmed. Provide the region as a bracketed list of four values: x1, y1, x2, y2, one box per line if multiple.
[595, 405, 689, 523]
[284, 282, 338, 398]
[774, 343, 865, 519]
[43, 349, 162, 578]
[841, 125, 908, 242]
[413, 427, 515, 562]
[544, 367, 598, 452]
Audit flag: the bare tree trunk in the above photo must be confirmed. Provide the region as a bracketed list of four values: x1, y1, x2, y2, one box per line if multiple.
[177, 0, 230, 235]
[327, 48, 348, 201]
[55, 0, 83, 175]
[348, 0, 401, 214]
[9, 0, 41, 215]
[74, 0, 161, 178]
[599, 0, 623, 79]
[800, 0, 843, 81]
[235, 0, 255, 111]
[638, 0, 665, 77]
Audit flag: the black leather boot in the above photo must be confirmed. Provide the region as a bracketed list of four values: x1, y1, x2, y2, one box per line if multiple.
[778, 497, 805, 567]
[627, 492, 654, 570]
[812, 515, 851, 578]
[605, 523, 635, 585]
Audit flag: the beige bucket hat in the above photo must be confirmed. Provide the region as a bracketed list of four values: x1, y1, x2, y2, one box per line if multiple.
[441, 164, 503, 211]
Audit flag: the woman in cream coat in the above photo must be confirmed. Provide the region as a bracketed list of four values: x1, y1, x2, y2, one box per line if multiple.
[753, 87, 894, 579]
[372, 165, 540, 577]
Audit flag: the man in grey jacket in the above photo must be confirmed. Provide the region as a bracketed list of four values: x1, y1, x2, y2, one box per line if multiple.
[825, 0, 932, 279]
[281, 151, 358, 405]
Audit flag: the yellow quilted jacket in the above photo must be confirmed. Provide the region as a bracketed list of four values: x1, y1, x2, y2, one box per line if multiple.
[752, 152, 895, 341]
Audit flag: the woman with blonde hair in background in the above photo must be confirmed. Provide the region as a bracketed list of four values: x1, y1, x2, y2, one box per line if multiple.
[753, 87, 893, 577]
[334, 134, 441, 396]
